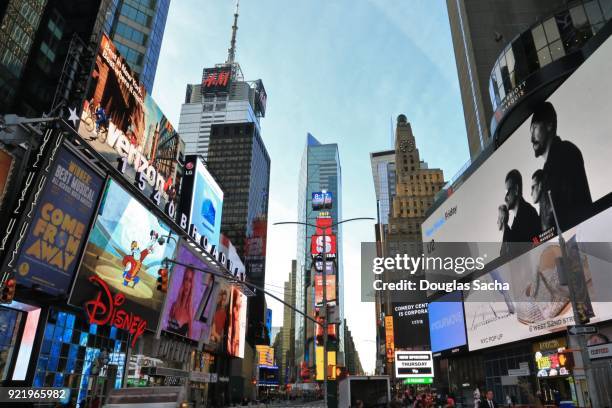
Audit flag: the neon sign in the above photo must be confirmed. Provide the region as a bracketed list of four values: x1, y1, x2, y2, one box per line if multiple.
[84, 275, 147, 347]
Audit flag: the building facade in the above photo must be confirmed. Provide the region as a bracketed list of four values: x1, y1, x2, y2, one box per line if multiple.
[0, 0, 117, 116]
[207, 121, 271, 346]
[446, 0, 568, 158]
[280, 260, 297, 385]
[107, 0, 170, 93]
[295, 133, 344, 381]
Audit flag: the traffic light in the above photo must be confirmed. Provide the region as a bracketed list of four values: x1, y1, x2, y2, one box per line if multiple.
[157, 268, 168, 292]
[1, 277, 16, 304]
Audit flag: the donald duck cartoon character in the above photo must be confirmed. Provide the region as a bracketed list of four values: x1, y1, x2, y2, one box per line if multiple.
[122, 230, 160, 287]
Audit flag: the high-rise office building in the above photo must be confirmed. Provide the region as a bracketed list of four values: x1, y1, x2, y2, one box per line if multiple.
[177, 2, 266, 158]
[281, 260, 297, 385]
[371, 115, 445, 374]
[343, 320, 364, 376]
[446, 0, 567, 158]
[207, 121, 271, 345]
[107, 0, 170, 93]
[0, 0, 116, 116]
[295, 133, 343, 379]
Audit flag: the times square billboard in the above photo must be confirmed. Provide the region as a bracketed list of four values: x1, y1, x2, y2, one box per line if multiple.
[422, 35, 612, 269]
[76, 33, 183, 220]
[418, 36, 612, 350]
[179, 155, 224, 248]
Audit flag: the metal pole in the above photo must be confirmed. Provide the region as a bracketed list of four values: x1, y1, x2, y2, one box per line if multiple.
[322, 224, 328, 407]
[547, 191, 599, 408]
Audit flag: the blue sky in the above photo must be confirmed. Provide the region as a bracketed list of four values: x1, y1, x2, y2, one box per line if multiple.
[153, 0, 469, 374]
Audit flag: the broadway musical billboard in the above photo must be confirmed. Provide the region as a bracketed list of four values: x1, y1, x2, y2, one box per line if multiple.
[15, 146, 104, 295]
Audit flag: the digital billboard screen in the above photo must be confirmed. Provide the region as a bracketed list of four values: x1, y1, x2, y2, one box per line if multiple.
[314, 275, 336, 305]
[428, 292, 467, 353]
[16, 147, 104, 295]
[77, 33, 182, 216]
[391, 302, 430, 349]
[227, 285, 247, 358]
[312, 191, 333, 211]
[160, 244, 215, 341]
[422, 35, 612, 269]
[69, 179, 178, 331]
[181, 156, 223, 247]
[207, 280, 231, 352]
[464, 206, 612, 351]
[0, 147, 15, 212]
[202, 67, 232, 93]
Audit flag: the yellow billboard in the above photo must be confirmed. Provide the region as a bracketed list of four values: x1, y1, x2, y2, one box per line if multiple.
[256, 345, 274, 367]
[315, 346, 336, 381]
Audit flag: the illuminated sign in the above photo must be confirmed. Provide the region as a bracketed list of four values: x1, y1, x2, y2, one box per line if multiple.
[77, 34, 182, 218]
[202, 67, 232, 93]
[16, 147, 104, 295]
[315, 346, 336, 381]
[314, 275, 336, 305]
[84, 275, 147, 347]
[312, 191, 333, 211]
[395, 351, 434, 379]
[310, 235, 337, 257]
[256, 345, 275, 367]
[385, 316, 395, 363]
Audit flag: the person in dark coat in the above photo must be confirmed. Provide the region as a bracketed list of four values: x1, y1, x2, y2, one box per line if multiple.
[498, 169, 540, 255]
[530, 101, 592, 231]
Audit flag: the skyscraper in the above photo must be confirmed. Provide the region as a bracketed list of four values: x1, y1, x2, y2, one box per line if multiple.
[295, 133, 343, 379]
[281, 260, 297, 385]
[107, 0, 171, 93]
[446, 0, 567, 158]
[0, 0, 116, 116]
[207, 121, 270, 345]
[370, 115, 445, 374]
[177, 2, 266, 158]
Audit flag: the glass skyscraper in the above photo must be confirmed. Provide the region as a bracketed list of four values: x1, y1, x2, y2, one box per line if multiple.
[295, 133, 344, 374]
[108, 0, 170, 93]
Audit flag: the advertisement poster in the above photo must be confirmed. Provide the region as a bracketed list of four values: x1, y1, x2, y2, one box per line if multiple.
[160, 244, 214, 341]
[428, 292, 467, 353]
[464, 207, 612, 351]
[422, 36, 612, 270]
[70, 179, 178, 330]
[0, 147, 15, 212]
[314, 275, 336, 305]
[183, 157, 223, 247]
[256, 345, 274, 367]
[227, 285, 247, 358]
[384, 316, 395, 363]
[77, 33, 182, 215]
[208, 280, 231, 352]
[392, 302, 430, 349]
[16, 147, 104, 295]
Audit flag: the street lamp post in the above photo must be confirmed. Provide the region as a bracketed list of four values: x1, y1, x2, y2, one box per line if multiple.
[274, 217, 373, 407]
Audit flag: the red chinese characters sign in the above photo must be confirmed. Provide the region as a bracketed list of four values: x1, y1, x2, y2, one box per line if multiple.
[84, 275, 147, 347]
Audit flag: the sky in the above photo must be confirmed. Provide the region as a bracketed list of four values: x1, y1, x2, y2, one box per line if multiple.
[153, 0, 470, 374]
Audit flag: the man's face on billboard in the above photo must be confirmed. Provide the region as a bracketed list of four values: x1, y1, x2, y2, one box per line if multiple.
[531, 121, 551, 157]
[505, 179, 519, 210]
[531, 176, 541, 203]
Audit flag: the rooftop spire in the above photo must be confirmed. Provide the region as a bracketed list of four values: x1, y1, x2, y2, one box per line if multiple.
[226, 0, 239, 64]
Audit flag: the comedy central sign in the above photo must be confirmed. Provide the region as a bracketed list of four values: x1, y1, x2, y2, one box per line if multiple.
[395, 351, 434, 379]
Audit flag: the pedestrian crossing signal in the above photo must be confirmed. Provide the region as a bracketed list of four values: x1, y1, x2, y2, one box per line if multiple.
[157, 268, 168, 292]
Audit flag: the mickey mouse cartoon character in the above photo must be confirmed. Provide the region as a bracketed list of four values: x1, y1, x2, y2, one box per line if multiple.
[122, 230, 162, 287]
